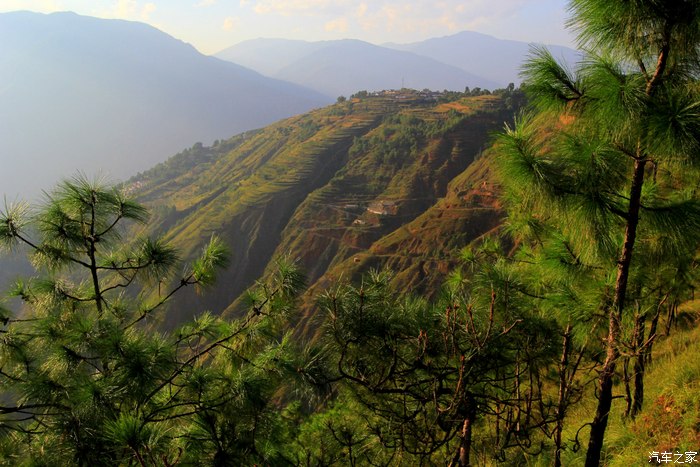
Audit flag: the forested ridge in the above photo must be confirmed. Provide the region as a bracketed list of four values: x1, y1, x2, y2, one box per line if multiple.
[126, 89, 519, 329]
[1, 1, 700, 465]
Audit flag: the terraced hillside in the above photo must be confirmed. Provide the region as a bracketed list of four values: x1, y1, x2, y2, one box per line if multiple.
[131, 91, 520, 327]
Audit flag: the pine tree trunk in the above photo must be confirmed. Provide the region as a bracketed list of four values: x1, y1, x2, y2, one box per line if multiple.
[664, 300, 677, 336]
[645, 296, 665, 365]
[584, 311, 619, 467]
[585, 158, 646, 467]
[631, 313, 646, 418]
[554, 324, 571, 467]
[458, 417, 473, 466]
[88, 196, 104, 316]
[452, 393, 477, 467]
[623, 357, 632, 418]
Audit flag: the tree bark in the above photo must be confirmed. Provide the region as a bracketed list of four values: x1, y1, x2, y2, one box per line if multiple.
[631, 312, 646, 418]
[645, 295, 665, 365]
[88, 197, 104, 316]
[452, 393, 477, 467]
[585, 31, 668, 454]
[585, 158, 646, 467]
[623, 357, 632, 418]
[664, 300, 677, 336]
[554, 323, 571, 467]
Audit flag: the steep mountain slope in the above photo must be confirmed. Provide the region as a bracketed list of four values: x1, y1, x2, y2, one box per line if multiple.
[216, 38, 498, 96]
[215, 38, 328, 77]
[385, 30, 581, 87]
[0, 11, 330, 199]
[132, 91, 519, 327]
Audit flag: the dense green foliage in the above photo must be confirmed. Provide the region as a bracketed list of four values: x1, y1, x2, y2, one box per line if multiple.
[312, 247, 565, 465]
[498, 0, 700, 464]
[1, 3, 699, 464]
[0, 178, 317, 465]
[2, 174, 694, 465]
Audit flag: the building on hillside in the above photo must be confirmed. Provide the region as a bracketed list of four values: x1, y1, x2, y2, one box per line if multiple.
[367, 200, 398, 216]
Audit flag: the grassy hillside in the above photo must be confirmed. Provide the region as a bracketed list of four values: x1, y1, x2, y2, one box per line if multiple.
[547, 305, 699, 467]
[131, 90, 519, 327]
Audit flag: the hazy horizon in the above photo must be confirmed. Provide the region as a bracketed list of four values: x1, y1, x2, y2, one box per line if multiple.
[0, 1, 579, 199]
[0, 1, 576, 55]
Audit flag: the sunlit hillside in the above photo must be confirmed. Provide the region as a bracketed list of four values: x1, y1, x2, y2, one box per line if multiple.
[130, 89, 522, 328]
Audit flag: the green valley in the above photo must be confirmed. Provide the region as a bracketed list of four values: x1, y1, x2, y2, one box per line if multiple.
[1, 1, 699, 464]
[130, 90, 519, 329]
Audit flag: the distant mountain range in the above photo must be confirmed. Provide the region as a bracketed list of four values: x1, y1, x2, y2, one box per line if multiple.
[216, 33, 581, 96]
[0, 11, 330, 199]
[385, 31, 581, 88]
[216, 38, 500, 97]
[0, 10, 579, 199]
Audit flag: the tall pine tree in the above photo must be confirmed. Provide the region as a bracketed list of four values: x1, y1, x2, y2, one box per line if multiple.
[497, 1, 700, 464]
[0, 176, 313, 465]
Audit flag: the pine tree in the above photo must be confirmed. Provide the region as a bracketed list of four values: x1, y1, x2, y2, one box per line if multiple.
[0, 176, 312, 464]
[319, 243, 559, 465]
[497, 1, 700, 464]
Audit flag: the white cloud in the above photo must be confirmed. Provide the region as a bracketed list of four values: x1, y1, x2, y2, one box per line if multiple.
[324, 17, 347, 32]
[141, 2, 156, 20]
[241, 0, 527, 18]
[249, 0, 348, 16]
[0, 0, 572, 51]
[112, 0, 137, 18]
[99, 0, 156, 21]
[241, 0, 531, 37]
[365, 1, 531, 39]
[0, 0, 62, 13]
[223, 16, 240, 30]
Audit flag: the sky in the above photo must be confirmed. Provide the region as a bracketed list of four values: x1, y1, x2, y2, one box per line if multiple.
[0, 0, 576, 54]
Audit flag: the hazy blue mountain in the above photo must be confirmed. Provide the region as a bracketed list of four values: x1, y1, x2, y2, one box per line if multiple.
[216, 38, 499, 97]
[0, 11, 331, 199]
[385, 30, 581, 87]
[216, 38, 329, 77]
